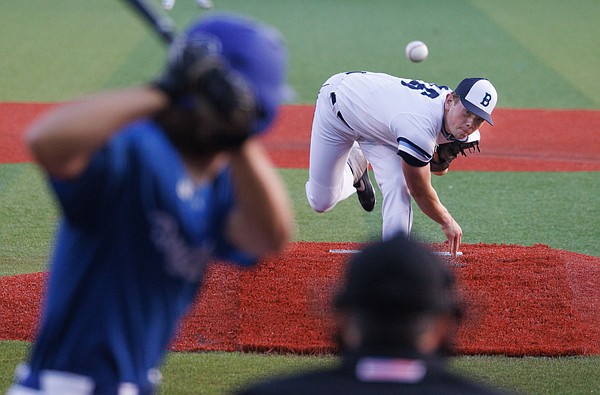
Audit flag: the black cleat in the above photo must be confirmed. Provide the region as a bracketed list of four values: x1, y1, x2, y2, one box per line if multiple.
[347, 146, 376, 212]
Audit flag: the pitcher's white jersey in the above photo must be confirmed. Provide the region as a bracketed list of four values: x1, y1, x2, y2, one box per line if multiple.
[334, 71, 453, 164]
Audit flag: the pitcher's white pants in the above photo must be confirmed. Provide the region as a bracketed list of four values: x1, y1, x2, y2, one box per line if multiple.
[305, 73, 413, 239]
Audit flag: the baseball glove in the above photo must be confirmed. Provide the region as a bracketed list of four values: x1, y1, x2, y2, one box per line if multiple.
[430, 140, 480, 172]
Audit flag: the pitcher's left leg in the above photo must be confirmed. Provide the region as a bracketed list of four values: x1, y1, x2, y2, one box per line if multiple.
[360, 143, 412, 239]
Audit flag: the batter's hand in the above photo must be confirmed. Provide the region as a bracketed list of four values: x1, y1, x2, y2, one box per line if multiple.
[441, 218, 462, 257]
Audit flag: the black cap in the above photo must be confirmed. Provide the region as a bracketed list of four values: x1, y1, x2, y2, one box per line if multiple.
[334, 233, 457, 317]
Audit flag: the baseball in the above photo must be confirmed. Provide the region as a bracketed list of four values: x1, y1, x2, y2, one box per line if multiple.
[405, 40, 429, 62]
[196, 0, 214, 9]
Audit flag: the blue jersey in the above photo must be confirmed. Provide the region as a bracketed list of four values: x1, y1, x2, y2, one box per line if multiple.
[19, 120, 256, 393]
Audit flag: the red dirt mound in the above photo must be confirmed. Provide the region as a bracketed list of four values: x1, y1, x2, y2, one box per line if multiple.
[262, 106, 600, 171]
[1, 243, 598, 357]
[0, 103, 54, 163]
[2, 103, 600, 171]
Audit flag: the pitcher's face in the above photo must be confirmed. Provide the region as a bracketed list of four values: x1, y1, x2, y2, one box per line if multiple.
[444, 95, 484, 140]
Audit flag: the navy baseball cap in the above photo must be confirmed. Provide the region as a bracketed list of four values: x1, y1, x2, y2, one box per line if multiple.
[454, 78, 497, 126]
[185, 13, 292, 133]
[334, 233, 458, 317]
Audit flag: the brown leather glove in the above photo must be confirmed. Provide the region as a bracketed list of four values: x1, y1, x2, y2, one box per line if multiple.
[430, 140, 480, 172]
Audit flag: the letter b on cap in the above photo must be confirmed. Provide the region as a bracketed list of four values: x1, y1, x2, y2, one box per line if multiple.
[465, 80, 497, 113]
[480, 93, 492, 107]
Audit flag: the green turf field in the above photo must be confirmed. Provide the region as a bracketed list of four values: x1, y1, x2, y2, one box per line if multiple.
[1, 1, 599, 394]
[1, 1, 599, 108]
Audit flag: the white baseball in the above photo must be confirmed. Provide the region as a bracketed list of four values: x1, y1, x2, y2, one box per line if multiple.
[405, 40, 429, 62]
[196, 0, 214, 9]
[162, 0, 175, 10]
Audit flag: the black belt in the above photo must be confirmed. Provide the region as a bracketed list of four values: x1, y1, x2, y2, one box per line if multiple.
[330, 92, 353, 130]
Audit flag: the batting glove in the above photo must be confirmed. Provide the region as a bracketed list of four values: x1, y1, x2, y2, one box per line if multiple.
[152, 34, 219, 101]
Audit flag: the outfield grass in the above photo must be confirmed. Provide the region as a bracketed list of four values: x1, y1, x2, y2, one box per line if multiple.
[1, 0, 599, 394]
[0, 164, 56, 276]
[1, 1, 599, 108]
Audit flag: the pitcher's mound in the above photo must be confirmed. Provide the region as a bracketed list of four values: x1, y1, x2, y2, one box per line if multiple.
[1, 243, 598, 356]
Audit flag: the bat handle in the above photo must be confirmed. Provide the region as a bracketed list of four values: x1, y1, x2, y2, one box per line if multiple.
[123, 0, 176, 44]
[155, 18, 176, 44]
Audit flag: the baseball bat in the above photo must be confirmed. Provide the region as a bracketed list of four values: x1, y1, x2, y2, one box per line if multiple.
[122, 0, 176, 44]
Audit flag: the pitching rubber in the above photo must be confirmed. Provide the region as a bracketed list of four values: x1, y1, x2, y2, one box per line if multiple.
[328, 249, 361, 254]
[329, 249, 463, 258]
[432, 251, 463, 257]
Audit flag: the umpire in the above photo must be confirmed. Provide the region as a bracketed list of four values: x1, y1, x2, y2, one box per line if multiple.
[236, 233, 518, 395]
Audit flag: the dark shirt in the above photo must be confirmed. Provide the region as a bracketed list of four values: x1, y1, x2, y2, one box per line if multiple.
[236, 352, 516, 395]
